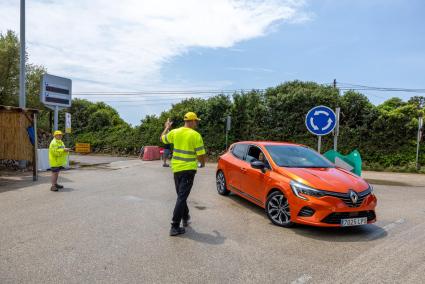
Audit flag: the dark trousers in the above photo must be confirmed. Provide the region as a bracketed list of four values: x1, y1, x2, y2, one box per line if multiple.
[172, 170, 196, 227]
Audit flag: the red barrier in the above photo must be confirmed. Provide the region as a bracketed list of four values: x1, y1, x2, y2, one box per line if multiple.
[142, 146, 161, 161]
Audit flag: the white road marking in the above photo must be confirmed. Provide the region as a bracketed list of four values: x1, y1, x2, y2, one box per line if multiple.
[382, 218, 405, 231]
[291, 274, 312, 284]
[368, 218, 405, 240]
[123, 195, 143, 202]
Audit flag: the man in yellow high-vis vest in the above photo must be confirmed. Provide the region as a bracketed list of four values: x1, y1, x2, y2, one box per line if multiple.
[161, 112, 206, 236]
[49, 130, 71, 191]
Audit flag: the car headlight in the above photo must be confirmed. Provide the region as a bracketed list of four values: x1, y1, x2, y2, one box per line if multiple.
[290, 180, 325, 200]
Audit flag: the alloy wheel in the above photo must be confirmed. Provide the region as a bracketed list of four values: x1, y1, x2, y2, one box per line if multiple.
[267, 193, 291, 225]
[216, 171, 230, 195]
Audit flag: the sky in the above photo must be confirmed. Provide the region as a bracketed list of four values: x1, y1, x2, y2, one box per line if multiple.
[0, 0, 424, 125]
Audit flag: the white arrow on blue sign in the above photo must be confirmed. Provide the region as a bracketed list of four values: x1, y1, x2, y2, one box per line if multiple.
[305, 105, 337, 136]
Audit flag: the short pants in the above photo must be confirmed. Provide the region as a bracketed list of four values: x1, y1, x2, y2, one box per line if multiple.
[51, 166, 64, 173]
[163, 149, 171, 158]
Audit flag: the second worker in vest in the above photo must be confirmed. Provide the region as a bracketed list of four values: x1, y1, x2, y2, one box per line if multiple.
[161, 112, 206, 236]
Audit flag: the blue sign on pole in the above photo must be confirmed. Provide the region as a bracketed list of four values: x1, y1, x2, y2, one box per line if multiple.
[305, 106, 337, 136]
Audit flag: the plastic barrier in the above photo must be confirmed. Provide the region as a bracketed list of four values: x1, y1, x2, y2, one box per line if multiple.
[323, 149, 362, 176]
[143, 146, 161, 161]
[37, 148, 70, 171]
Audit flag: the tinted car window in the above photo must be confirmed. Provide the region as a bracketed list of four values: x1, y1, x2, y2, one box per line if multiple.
[246, 146, 270, 168]
[232, 144, 248, 160]
[265, 145, 334, 168]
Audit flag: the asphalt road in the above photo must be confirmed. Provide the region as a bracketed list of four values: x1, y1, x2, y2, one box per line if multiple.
[1, 158, 425, 283]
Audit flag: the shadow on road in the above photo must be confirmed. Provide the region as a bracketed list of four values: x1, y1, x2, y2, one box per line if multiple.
[227, 193, 387, 242]
[183, 227, 226, 245]
[0, 174, 73, 193]
[56, 187, 75, 193]
[292, 224, 387, 242]
[228, 193, 268, 219]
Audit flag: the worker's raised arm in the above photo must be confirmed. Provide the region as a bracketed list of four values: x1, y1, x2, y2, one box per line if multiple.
[160, 118, 173, 143]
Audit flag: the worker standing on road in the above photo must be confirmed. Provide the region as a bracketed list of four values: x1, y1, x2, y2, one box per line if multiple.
[162, 143, 172, 167]
[160, 112, 206, 236]
[49, 130, 71, 192]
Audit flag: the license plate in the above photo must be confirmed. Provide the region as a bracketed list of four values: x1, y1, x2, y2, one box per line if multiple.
[341, 217, 367, 227]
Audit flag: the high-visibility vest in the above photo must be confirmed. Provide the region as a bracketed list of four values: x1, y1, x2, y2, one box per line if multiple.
[49, 138, 67, 168]
[161, 127, 206, 173]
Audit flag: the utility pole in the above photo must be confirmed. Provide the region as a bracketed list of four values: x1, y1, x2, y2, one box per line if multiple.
[19, 0, 26, 108]
[18, 0, 27, 170]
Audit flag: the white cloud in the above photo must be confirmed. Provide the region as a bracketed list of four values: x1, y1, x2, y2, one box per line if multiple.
[0, 0, 308, 92]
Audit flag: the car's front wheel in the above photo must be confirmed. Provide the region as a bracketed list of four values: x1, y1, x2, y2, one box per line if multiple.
[216, 171, 230, 196]
[266, 191, 293, 227]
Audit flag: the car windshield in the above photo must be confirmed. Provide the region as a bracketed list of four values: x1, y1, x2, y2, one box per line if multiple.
[265, 145, 334, 168]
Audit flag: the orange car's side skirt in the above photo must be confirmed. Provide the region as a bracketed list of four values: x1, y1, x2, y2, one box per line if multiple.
[229, 185, 265, 207]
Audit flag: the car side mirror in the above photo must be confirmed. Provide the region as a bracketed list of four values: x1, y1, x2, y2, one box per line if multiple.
[251, 160, 266, 173]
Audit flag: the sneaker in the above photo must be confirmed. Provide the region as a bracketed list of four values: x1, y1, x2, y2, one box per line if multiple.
[182, 216, 191, 227]
[50, 186, 58, 192]
[169, 226, 185, 236]
[56, 184, 64, 189]
[163, 164, 170, 167]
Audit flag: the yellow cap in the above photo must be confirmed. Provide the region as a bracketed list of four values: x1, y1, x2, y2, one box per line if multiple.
[184, 112, 201, 121]
[53, 130, 63, 136]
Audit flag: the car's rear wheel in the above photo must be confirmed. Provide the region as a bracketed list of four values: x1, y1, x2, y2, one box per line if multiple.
[216, 171, 230, 196]
[266, 191, 293, 227]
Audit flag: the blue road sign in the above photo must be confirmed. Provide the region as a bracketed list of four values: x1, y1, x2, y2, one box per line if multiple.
[305, 105, 337, 136]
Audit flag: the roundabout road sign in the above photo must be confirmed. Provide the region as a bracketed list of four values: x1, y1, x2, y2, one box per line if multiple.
[305, 105, 336, 136]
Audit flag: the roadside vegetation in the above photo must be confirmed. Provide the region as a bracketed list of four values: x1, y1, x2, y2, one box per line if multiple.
[1, 30, 424, 172]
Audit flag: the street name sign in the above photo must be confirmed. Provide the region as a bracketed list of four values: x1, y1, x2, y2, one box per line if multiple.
[65, 113, 72, 133]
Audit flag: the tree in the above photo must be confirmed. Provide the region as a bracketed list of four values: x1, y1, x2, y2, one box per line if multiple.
[0, 31, 20, 105]
[0, 30, 46, 109]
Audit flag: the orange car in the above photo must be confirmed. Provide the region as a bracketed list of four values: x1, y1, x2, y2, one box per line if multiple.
[216, 141, 377, 227]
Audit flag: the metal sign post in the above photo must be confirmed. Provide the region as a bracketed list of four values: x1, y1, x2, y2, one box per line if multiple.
[225, 115, 231, 150]
[54, 106, 59, 131]
[333, 107, 340, 151]
[416, 116, 423, 170]
[306, 105, 337, 153]
[318, 136, 322, 153]
[65, 113, 72, 133]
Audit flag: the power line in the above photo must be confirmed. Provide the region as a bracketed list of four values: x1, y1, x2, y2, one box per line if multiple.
[71, 82, 425, 107]
[74, 89, 266, 96]
[337, 82, 425, 93]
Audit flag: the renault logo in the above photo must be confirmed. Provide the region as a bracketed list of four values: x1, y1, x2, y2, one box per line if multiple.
[349, 190, 359, 204]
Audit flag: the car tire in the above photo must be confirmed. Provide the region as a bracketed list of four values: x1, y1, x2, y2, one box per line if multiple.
[216, 171, 230, 196]
[266, 191, 294, 227]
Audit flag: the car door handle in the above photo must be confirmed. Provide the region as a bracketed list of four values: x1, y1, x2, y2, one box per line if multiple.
[240, 167, 247, 173]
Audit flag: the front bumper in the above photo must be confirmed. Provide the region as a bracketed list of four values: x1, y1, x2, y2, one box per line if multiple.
[290, 193, 377, 227]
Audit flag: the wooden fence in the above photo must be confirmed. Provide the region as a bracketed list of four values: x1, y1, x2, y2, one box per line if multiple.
[0, 105, 39, 180]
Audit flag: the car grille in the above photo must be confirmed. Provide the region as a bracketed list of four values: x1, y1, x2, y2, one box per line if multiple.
[298, 207, 315, 217]
[323, 187, 372, 208]
[321, 211, 376, 224]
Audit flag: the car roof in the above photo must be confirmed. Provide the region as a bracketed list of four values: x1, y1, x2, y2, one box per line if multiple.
[234, 141, 304, 147]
